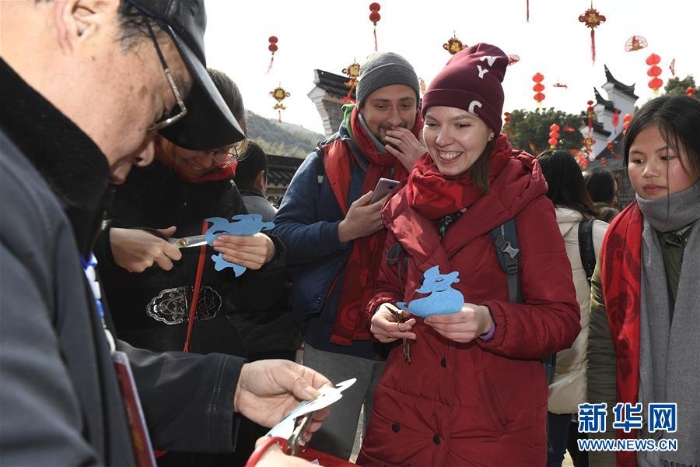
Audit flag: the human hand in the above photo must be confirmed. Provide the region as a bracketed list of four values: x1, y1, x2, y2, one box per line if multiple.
[384, 127, 427, 172]
[211, 232, 275, 270]
[424, 303, 493, 343]
[337, 191, 384, 243]
[234, 360, 332, 431]
[370, 302, 417, 343]
[245, 437, 319, 467]
[110, 227, 182, 272]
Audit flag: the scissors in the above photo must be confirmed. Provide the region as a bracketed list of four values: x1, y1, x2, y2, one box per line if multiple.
[265, 378, 357, 455]
[136, 227, 208, 249]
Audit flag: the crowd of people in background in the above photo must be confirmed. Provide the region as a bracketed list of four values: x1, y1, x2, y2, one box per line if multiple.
[1, 1, 699, 466]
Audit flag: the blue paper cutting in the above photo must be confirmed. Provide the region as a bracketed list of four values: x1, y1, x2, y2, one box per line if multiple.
[397, 265, 464, 318]
[206, 214, 275, 277]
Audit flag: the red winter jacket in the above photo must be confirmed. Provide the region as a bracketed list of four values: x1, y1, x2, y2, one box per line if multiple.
[358, 150, 580, 466]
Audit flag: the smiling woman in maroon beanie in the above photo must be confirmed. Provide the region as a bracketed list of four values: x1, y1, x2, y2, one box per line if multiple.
[357, 43, 580, 466]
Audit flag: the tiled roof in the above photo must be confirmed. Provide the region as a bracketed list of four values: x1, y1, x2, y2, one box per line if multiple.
[267, 154, 303, 188]
[314, 69, 356, 101]
[604, 65, 638, 99]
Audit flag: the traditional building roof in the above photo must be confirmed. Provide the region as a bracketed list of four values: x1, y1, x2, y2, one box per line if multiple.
[603, 65, 639, 99]
[594, 88, 616, 112]
[267, 154, 303, 190]
[313, 69, 356, 101]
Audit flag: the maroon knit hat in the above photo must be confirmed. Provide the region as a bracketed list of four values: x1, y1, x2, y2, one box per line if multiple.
[422, 43, 508, 134]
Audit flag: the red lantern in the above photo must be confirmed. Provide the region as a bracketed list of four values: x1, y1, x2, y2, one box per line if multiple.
[548, 123, 560, 148]
[266, 36, 278, 74]
[646, 53, 663, 95]
[579, 4, 606, 64]
[342, 61, 361, 103]
[586, 100, 595, 136]
[270, 84, 290, 123]
[622, 113, 632, 135]
[576, 151, 589, 168]
[532, 73, 545, 108]
[443, 32, 466, 55]
[369, 3, 381, 51]
[503, 111, 513, 137]
[612, 108, 621, 129]
[687, 87, 697, 98]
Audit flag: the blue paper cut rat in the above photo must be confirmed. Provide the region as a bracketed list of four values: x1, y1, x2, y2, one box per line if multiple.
[397, 265, 464, 318]
[205, 214, 275, 276]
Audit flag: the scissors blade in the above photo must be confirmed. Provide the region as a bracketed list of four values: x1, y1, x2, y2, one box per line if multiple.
[168, 235, 208, 249]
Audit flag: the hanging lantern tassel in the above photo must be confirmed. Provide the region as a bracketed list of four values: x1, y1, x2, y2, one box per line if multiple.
[443, 32, 467, 55]
[342, 61, 361, 103]
[579, 4, 606, 64]
[526, 0, 529, 22]
[266, 36, 278, 74]
[270, 84, 290, 123]
[369, 3, 381, 52]
[586, 100, 595, 135]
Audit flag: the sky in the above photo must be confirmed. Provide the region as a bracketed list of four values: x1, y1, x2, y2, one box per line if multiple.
[204, 0, 700, 136]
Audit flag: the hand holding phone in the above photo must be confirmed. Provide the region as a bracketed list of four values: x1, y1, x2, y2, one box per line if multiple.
[370, 178, 400, 204]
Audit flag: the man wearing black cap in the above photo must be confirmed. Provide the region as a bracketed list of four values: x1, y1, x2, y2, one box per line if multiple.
[0, 1, 329, 465]
[274, 51, 426, 460]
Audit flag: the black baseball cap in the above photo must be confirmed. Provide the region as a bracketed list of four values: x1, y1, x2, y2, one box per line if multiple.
[125, 0, 245, 149]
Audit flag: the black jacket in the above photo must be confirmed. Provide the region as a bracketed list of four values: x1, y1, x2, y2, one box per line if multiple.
[0, 59, 243, 465]
[95, 159, 286, 356]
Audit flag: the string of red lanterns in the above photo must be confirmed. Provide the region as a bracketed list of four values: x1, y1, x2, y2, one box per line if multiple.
[646, 53, 663, 95]
[532, 73, 545, 108]
[369, 3, 381, 52]
[548, 124, 560, 148]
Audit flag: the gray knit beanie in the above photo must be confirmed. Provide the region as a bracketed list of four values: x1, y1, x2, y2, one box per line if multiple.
[356, 52, 420, 109]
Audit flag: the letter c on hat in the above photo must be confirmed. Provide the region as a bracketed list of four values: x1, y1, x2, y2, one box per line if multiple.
[468, 101, 483, 114]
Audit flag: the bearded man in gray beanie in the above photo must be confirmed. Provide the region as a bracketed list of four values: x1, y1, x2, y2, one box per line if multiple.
[273, 51, 426, 460]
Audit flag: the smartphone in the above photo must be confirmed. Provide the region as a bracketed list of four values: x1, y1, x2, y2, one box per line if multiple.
[370, 178, 400, 203]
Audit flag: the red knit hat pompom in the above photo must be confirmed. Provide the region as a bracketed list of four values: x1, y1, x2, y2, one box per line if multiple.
[422, 43, 508, 134]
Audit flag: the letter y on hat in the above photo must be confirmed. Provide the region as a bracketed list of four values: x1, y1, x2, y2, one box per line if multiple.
[422, 43, 508, 134]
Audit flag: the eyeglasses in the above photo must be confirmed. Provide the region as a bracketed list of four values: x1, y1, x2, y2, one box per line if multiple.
[207, 144, 239, 165]
[144, 19, 188, 132]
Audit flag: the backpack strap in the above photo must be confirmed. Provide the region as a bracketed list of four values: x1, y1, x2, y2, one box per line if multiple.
[491, 219, 521, 303]
[490, 218, 556, 385]
[314, 143, 325, 186]
[578, 218, 596, 286]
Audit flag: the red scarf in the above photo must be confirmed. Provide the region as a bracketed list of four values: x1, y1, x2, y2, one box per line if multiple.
[328, 106, 423, 345]
[405, 135, 511, 219]
[599, 202, 643, 467]
[155, 143, 236, 183]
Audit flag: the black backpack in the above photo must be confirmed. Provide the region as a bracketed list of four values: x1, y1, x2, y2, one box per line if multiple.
[577, 218, 596, 286]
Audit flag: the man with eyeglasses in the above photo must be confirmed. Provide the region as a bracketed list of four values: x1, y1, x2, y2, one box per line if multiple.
[0, 1, 330, 466]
